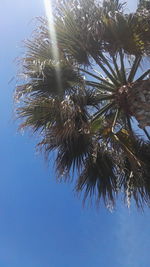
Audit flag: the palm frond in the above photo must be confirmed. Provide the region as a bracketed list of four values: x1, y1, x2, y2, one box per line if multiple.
[17, 97, 60, 132]
[16, 59, 83, 100]
[39, 102, 91, 177]
[122, 140, 150, 207]
[76, 146, 118, 207]
[102, 0, 126, 14]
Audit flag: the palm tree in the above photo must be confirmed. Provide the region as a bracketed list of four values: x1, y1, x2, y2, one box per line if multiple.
[138, 0, 150, 9]
[15, 0, 150, 209]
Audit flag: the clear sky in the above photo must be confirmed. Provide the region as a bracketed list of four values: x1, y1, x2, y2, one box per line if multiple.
[1, 0, 150, 266]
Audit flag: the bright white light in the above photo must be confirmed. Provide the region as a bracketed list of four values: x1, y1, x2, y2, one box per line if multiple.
[44, 0, 62, 90]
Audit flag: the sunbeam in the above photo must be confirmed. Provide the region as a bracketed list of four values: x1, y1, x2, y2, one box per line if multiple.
[43, 0, 62, 91]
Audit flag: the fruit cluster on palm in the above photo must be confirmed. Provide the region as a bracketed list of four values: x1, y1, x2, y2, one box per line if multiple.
[15, 0, 150, 209]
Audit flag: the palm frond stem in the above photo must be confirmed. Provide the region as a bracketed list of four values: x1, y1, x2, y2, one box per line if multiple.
[114, 134, 141, 167]
[119, 49, 127, 84]
[112, 55, 123, 82]
[127, 116, 133, 132]
[92, 102, 115, 121]
[99, 53, 120, 82]
[128, 56, 142, 83]
[96, 94, 115, 101]
[79, 68, 115, 88]
[136, 69, 150, 81]
[143, 128, 150, 141]
[91, 55, 120, 87]
[85, 81, 115, 92]
[112, 109, 120, 133]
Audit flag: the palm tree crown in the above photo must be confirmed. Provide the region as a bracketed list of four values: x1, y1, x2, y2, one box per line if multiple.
[15, 0, 150, 209]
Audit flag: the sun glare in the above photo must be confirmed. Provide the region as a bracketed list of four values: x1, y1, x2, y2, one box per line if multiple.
[43, 0, 62, 90]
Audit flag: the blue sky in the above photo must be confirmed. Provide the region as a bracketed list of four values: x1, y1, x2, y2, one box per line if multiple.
[1, 0, 150, 266]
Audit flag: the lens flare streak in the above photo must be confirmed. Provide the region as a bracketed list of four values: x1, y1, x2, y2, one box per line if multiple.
[44, 0, 62, 91]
